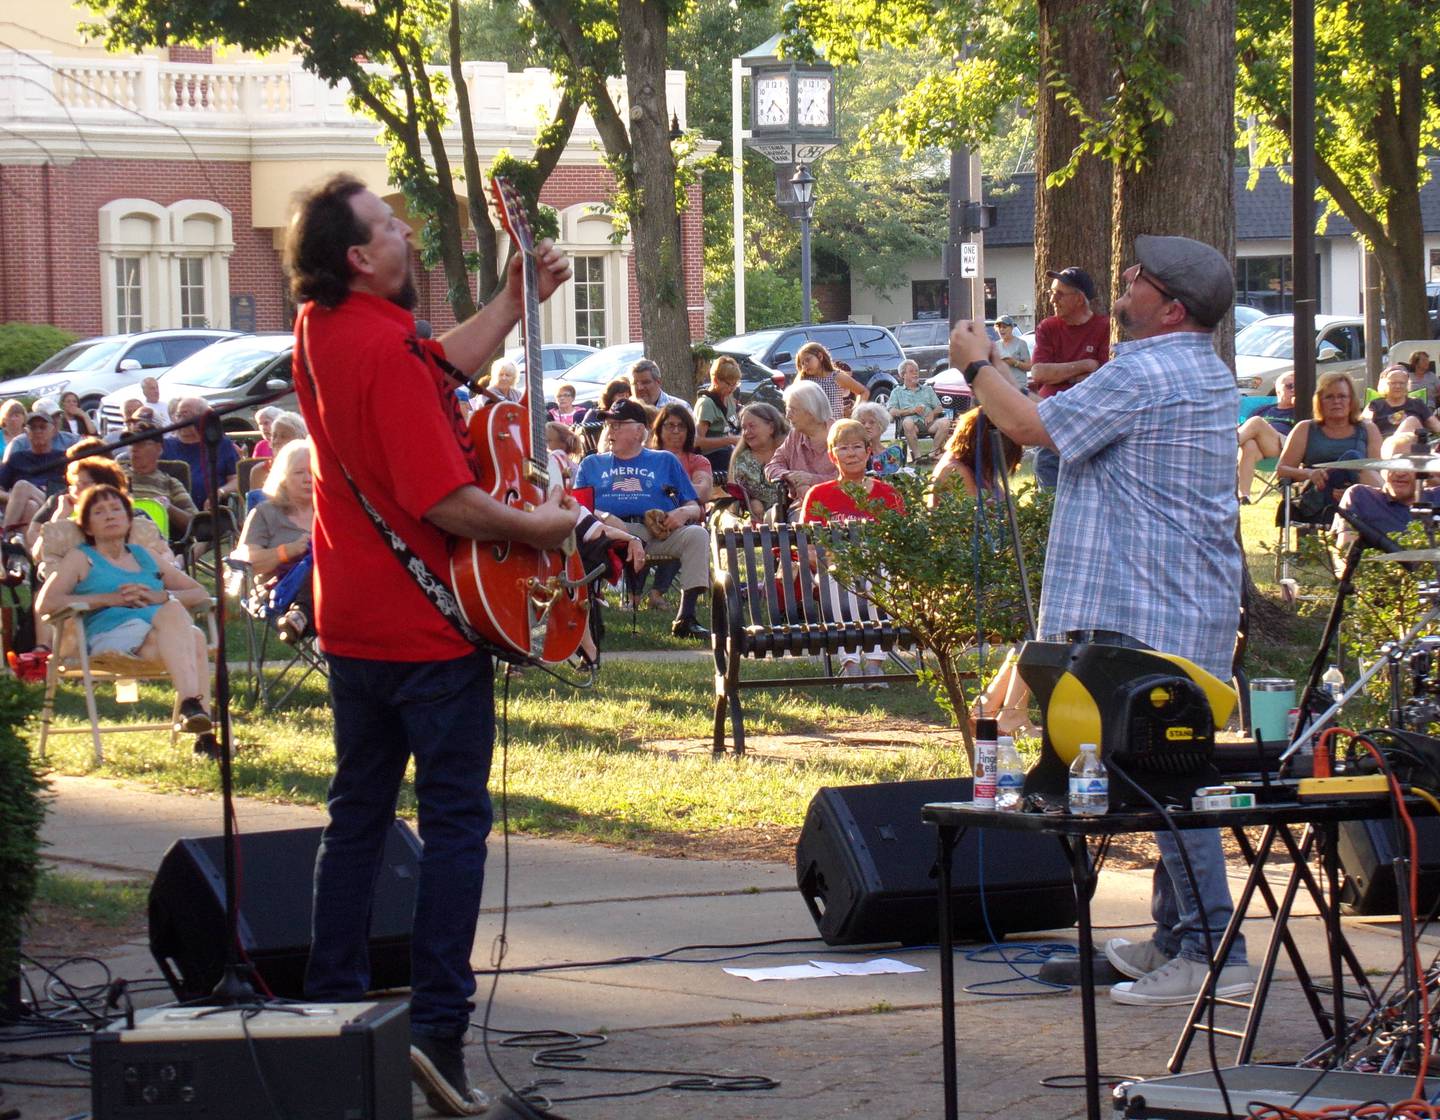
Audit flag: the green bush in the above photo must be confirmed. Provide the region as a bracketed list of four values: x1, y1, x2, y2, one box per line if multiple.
[0, 323, 75, 381]
[828, 474, 1053, 755]
[0, 675, 45, 998]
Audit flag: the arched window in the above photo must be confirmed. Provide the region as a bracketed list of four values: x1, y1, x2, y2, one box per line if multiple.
[98, 199, 234, 332]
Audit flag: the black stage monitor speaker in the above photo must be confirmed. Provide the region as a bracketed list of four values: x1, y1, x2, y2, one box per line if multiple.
[91, 1000, 411, 1120]
[796, 777, 1077, 946]
[149, 823, 421, 1000]
[1338, 815, 1440, 916]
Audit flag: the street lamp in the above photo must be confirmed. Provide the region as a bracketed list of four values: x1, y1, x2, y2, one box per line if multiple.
[791, 165, 816, 325]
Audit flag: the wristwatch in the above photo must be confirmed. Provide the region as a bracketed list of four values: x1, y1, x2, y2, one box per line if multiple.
[962, 360, 993, 386]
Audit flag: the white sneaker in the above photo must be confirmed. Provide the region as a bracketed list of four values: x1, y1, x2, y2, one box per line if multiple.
[1103, 937, 1173, 980]
[839, 661, 864, 690]
[1110, 956, 1254, 1007]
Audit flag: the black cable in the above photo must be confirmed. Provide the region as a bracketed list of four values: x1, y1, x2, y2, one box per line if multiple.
[237, 1007, 291, 1120]
[1105, 757, 1234, 1120]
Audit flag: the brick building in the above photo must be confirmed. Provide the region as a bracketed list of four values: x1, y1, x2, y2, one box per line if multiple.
[0, 12, 705, 348]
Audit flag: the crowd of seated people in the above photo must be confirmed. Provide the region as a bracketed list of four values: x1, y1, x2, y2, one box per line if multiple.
[1275, 371, 1382, 522]
[1236, 372, 1296, 502]
[34, 483, 217, 752]
[1331, 434, 1440, 552]
[930, 407, 1024, 503]
[1362, 364, 1440, 443]
[237, 439, 315, 644]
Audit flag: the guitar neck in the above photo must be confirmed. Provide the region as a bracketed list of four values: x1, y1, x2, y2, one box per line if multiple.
[520, 251, 546, 473]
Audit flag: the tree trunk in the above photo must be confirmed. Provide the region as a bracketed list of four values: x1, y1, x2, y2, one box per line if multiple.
[617, 0, 694, 400]
[1034, 0, 1114, 317]
[1110, 0, 1236, 358]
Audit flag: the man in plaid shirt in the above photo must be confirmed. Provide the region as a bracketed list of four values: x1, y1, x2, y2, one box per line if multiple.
[948, 234, 1252, 1008]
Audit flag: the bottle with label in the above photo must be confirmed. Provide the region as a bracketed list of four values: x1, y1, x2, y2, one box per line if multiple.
[1322, 665, 1345, 709]
[973, 717, 998, 809]
[1068, 743, 1109, 816]
[995, 735, 1024, 812]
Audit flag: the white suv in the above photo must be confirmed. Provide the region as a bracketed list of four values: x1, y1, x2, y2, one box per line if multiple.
[1235, 315, 1378, 396]
[2, 329, 237, 412]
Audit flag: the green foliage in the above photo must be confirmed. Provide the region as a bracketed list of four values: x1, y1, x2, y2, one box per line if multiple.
[488, 151, 561, 242]
[0, 675, 45, 988]
[453, 0, 539, 67]
[706, 268, 819, 337]
[1343, 520, 1434, 726]
[0, 323, 76, 381]
[826, 474, 1052, 746]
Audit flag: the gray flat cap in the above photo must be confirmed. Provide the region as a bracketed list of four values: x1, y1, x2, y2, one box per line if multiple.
[1134, 234, 1233, 328]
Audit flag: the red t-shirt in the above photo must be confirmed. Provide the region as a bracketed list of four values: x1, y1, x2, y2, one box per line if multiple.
[800, 478, 905, 524]
[294, 294, 478, 662]
[1031, 313, 1111, 399]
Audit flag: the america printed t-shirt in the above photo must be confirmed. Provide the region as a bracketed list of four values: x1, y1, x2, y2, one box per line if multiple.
[573, 448, 698, 518]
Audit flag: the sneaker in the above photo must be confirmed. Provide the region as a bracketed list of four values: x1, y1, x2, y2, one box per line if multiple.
[839, 661, 864, 690]
[1103, 937, 1173, 980]
[863, 661, 889, 689]
[1110, 956, 1254, 1007]
[176, 697, 212, 734]
[410, 1032, 490, 1116]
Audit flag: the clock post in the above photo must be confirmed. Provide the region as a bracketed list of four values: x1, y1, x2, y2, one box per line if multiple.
[739, 34, 839, 323]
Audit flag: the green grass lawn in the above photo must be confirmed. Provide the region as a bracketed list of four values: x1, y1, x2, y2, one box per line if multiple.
[29, 482, 1363, 852]
[32, 654, 968, 851]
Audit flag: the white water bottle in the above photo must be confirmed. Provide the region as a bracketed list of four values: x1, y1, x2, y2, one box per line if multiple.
[995, 736, 1024, 812]
[1068, 744, 1109, 816]
[973, 717, 998, 809]
[1322, 664, 1345, 709]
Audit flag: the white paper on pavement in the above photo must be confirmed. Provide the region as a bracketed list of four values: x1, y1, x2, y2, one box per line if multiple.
[722, 958, 926, 982]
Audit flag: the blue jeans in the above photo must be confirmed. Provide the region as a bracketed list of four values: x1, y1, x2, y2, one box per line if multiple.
[1052, 629, 1245, 967]
[304, 650, 495, 1039]
[1035, 446, 1059, 489]
[1153, 830, 1246, 966]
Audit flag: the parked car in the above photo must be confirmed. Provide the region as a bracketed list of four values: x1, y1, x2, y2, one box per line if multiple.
[502, 343, 599, 379]
[717, 350, 788, 408]
[1233, 304, 1267, 332]
[6, 328, 238, 414]
[97, 333, 294, 434]
[1233, 314, 1379, 396]
[890, 319, 1001, 378]
[1427, 282, 1440, 338]
[923, 368, 974, 418]
[715, 322, 908, 405]
[541, 342, 644, 410]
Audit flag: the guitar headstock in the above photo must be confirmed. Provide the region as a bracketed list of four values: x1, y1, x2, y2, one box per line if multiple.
[490, 177, 535, 256]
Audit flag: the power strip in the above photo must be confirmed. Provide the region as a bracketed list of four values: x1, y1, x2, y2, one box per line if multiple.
[1297, 775, 1391, 800]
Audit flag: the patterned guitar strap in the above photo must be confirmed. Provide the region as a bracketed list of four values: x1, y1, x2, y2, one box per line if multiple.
[297, 313, 509, 659]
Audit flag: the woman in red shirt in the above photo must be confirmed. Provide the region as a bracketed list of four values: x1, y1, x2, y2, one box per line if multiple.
[800, 419, 903, 688]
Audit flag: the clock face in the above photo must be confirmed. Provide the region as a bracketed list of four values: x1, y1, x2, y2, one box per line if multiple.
[796, 74, 832, 129]
[755, 76, 790, 128]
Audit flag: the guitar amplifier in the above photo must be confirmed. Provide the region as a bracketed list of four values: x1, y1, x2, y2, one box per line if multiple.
[91, 1001, 411, 1120]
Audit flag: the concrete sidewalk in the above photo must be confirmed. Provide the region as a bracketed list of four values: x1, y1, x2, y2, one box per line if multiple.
[7, 774, 1431, 1119]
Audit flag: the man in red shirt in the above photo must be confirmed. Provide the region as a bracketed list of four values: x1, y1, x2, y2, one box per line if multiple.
[1029, 266, 1111, 488]
[286, 174, 574, 1116]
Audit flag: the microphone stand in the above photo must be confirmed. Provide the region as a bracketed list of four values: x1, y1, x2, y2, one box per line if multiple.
[74, 386, 292, 1005]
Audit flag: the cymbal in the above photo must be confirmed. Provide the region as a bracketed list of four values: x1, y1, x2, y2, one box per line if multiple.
[1310, 455, 1440, 471]
[1362, 549, 1440, 563]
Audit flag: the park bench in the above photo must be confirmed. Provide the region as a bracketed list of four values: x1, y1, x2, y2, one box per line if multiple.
[710, 522, 920, 755]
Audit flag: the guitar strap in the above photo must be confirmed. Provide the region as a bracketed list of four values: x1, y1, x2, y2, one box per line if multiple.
[297, 312, 509, 659]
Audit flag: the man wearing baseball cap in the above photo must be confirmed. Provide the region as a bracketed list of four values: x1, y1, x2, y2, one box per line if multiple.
[1029, 265, 1111, 487]
[0, 410, 68, 532]
[572, 398, 710, 639]
[949, 234, 1251, 1009]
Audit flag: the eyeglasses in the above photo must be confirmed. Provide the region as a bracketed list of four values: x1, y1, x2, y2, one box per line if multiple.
[1124, 264, 1183, 306]
[661, 420, 688, 431]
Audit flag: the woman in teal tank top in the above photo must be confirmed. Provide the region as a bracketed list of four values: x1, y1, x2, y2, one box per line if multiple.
[1276, 370, 1381, 513]
[35, 484, 216, 736]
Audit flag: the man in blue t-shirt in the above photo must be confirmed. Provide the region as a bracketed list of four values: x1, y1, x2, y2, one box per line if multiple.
[0, 411, 68, 531]
[162, 397, 241, 510]
[573, 399, 709, 639]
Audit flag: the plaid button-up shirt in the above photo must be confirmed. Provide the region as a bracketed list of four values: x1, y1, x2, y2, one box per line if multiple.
[1035, 331, 1241, 679]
